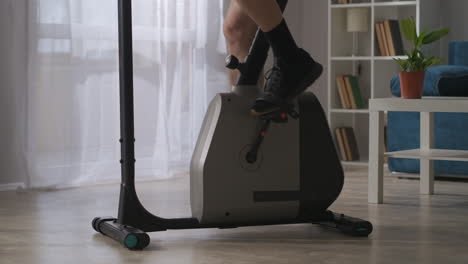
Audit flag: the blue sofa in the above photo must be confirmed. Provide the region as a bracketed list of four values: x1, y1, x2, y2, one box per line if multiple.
[388, 42, 468, 176]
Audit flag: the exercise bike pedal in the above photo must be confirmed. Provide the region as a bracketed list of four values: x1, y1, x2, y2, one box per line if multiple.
[259, 104, 299, 123]
[260, 112, 289, 123]
[246, 103, 299, 163]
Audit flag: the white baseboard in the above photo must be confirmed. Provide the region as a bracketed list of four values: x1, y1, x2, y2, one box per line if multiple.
[0, 182, 25, 192]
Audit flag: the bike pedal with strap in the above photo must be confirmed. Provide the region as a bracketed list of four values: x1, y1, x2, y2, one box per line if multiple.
[259, 103, 299, 123]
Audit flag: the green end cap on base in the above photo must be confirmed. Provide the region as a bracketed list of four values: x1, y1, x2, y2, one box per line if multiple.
[356, 228, 368, 232]
[124, 234, 139, 249]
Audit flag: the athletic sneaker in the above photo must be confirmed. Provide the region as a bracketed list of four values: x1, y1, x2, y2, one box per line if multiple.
[251, 48, 323, 116]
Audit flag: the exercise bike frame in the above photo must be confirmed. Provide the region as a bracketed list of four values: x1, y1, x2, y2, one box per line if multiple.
[92, 0, 372, 250]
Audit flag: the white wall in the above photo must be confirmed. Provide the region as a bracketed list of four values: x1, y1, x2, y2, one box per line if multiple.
[278, 1, 329, 109]
[298, 0, 329, 109]
[440, 0, 468, 62]
[0, 0, 28, 187]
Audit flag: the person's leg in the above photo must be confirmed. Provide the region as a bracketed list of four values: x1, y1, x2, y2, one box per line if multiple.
[233, 0, 283, 32]
[235, 0, 298, 60]
[234, 0, 323, 116]
[223, 1, 258, 85]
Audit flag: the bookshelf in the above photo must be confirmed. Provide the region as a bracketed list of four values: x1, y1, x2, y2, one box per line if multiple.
[327, 0, 440, 166]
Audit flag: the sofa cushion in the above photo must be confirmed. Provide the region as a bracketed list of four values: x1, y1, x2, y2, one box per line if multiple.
[391, 65, 468, 97]
[449, 41, 468, 66]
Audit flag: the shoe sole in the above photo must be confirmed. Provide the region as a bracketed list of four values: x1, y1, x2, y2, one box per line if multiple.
[251, 62, 323, 117]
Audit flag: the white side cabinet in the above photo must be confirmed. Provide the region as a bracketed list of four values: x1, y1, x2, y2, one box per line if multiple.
[368, 98, 468, 204]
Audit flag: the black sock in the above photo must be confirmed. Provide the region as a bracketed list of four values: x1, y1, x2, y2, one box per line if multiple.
[263, 19, 299, 60]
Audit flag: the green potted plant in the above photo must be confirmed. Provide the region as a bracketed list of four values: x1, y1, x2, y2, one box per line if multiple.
[394, 17, 450, 99]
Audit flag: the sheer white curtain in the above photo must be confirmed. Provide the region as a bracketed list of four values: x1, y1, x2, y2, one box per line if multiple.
[25, 0, 229, 188]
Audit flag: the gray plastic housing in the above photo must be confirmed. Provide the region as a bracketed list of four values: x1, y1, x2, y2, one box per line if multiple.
[190, 85, 300, 224]
[190, 85, 344, 225]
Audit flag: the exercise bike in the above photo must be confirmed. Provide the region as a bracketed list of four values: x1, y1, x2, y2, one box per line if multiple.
[92, 0, 373, 250]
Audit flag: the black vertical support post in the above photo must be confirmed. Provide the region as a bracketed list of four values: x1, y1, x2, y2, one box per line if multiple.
[117, 0, 136, 225]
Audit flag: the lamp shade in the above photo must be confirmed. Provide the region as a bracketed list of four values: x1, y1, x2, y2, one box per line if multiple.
[347, 8, 369, 33]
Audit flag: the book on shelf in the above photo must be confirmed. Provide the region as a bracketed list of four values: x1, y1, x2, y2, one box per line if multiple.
[345, 127, 360, 161]
[348, 75, 366, 109]
[375, 22, 388, 56]
[380, 22, 391, 56]
[335, 75, 366, 109]
[386, 20, 405, 56]
[375, 20, 404, 56]
[341, 128, 353, 161]
[335, 76, 350, 109]
[344, 76, 358, 109]
[335, 128, 347, 161]
[334, 127, 360, 161]
[383, 21, 397, 56]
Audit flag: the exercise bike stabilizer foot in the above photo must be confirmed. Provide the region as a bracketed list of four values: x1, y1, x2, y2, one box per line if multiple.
[315, 211, 373, 237]
[92, 217, 150, 250]
[334, 214, 373, 237]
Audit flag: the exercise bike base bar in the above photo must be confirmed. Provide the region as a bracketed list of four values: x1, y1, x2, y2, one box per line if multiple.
[92, 210, 372, 250]
[93, 217, 150, 250]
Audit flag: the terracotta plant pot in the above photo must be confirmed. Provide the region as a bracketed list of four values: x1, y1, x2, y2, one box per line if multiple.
[399, 71, 425, 99]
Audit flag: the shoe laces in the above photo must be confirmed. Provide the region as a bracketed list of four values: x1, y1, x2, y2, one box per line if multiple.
[264, 64, 283, 94]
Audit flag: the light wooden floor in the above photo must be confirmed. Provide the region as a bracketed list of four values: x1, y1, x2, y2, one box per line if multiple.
[1, 167, 468, 264]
